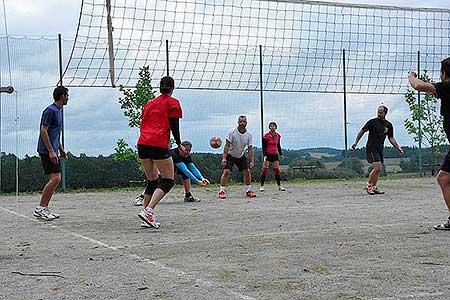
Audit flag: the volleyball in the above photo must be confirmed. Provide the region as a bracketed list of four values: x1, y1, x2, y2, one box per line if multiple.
[209, 136, 222, 149]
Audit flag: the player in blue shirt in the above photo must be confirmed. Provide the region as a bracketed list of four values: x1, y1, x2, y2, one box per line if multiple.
[34, 86, 69, 221]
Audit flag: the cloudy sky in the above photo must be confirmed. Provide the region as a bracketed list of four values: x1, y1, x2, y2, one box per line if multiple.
[1, 0, 450, 157]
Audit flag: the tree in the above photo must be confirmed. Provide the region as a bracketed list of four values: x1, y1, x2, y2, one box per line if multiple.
[404, 70, 447, 169]
[114, 65, 155, 159]
[118, 65, 155, 128]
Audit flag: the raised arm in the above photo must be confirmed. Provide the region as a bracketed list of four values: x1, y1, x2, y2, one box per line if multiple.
[408, 71, 436, 93]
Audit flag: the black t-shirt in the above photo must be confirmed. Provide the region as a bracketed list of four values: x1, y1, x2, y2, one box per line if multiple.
[362, 118, 393, 153]
[170, 148, 193, 165]
[434, 81, 450, 139]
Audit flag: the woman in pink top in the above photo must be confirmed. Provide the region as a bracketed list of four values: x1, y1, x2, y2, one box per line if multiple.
[260, 122, 285, 191]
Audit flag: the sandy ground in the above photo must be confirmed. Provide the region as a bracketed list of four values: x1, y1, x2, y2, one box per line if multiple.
[1, 177, 450, 300]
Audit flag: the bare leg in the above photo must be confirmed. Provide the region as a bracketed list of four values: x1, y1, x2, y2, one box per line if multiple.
[437, 170, 450, 211]
[368, 162, 382, 185]
[148, 158, 174, 209]
[40, 173, 61, 207]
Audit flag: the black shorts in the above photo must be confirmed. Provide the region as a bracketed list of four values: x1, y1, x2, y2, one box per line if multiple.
[40, 154, 61, 175]
[366, 151, 384, 164]
[137, 144, 170, 160]
[265, 154, 279, 162]
[175, 167, 189, 180]
[224, 154, 249, 172]
[441, 149, 450, 173]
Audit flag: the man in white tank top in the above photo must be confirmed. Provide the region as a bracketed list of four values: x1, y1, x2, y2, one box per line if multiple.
[218, 115, 256, 199]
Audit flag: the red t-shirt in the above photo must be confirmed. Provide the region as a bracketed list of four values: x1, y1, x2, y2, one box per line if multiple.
[137, 94, 182, 149]
[263, 132, 281, 155]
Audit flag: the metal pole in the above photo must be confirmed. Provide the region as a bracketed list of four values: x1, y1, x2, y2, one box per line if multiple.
[259, 45, 264, 163]
[166, 40, 170, 76]
[58, 34, 66, 190]
[417, 50, 423, 175]
[342, 49, 349, 167]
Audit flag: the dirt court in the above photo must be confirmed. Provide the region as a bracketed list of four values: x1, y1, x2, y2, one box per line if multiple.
[1, 177, 450, 300]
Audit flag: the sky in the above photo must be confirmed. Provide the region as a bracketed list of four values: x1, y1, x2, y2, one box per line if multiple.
[1, 0, 450, 157]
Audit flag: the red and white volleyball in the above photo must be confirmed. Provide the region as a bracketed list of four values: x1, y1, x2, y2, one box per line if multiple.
[210, 136, 222, 149]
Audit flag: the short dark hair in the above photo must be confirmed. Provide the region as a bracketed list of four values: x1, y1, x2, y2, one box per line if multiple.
[160, 76, 175, 94]
[181, 140, 192, 148]
[268, 121, 277, 128]
[53, 86, 68, 101]
[441, 57, 450, 79]
[379, 105, 388, 114]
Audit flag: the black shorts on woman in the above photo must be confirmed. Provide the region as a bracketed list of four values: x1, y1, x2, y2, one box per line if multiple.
[137, 144, 170, 160]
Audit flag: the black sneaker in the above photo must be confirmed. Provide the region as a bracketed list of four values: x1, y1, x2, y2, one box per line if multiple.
[184, 195, 201, 202]
[434, 217, 450, 230]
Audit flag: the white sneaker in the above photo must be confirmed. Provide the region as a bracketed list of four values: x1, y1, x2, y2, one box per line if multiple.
[33, 207, 56, 221]
[133, 194, 144, 206]
[138, 210, 160, 229]
[47, 208, 60, 218]
[260, 186, 264, 192]
[278, 186, 286, 191]
[140, 221, 151, 228]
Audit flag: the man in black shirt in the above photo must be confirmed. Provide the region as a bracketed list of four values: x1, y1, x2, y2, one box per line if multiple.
[352, 105, 404, 195]
[408, 57, 450, 230]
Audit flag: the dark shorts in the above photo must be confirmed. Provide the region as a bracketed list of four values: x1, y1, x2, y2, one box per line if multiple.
[40, 154, 61, 175]
[137, 144, 170, 160]
[441, 149, 450, 173]
[366, 151, 384, 164]
[224, 154, 249, 172]
[175, 167, 189, 180]
[265, 153, 279, 162]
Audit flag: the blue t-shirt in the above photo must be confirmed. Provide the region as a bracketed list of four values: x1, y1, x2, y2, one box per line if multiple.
[37, 103, 62, 155]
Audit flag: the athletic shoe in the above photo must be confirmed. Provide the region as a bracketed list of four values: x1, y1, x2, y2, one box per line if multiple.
[33, 207, 56, 221]
[278, 186, 286, 191]
[365, 185, 375, 195]
[434, 217, 450, 230]
[218, 191, 226, 199]
[140, 221, 151, 228]
[47, 208, 60, 218]
[260, 186, 265, 192]
[138, 210, 160, 229]
[246, 190, 256, 198]
[133, 194, 144, 206]
[184, 194, 201, 202]
[373, 187, 385, 195]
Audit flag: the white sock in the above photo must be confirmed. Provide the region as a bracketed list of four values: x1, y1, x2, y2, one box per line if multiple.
[245, 185, 251, 192]
[145, 207, 154, 214]
[220, 186, 225, 192]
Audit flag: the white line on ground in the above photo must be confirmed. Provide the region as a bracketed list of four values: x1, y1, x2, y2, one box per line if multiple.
[0, 206, 255, 300]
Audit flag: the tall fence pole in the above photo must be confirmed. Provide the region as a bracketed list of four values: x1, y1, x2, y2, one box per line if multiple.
[417, 50, 423, 175]
[342, 49, 349, 167]
[259, 45, 264, 163]
[58, 33, 66, 190]
[166, 40, 170, 76]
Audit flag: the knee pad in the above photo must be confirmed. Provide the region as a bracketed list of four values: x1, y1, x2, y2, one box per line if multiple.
[158, 178, 175, 194]
[144, 178, 159, 195]
[262, 167, 269, 177]
[274, 168, 280, 176]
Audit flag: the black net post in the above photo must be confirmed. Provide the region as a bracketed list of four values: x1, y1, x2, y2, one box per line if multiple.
[259, 45, 265, 164]
[342, 49, 349, 168]
[166, 40, 170, 76]
[417, 50, 423, 175]
[58, 33, 66, 190]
